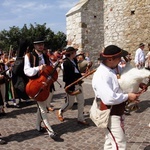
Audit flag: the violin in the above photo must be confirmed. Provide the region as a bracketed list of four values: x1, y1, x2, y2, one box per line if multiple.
[5, 59, 15, 66]
[49, 54, 58, 64]
[48, 51, 64, 61]
[25, 64, 59, 101]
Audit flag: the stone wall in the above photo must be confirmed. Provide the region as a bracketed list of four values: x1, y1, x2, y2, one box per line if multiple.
[81, 0, 104, 62]
[66, 0, 104, 66]
[104, 0, 150, 57]
[66, 0, 150, 67]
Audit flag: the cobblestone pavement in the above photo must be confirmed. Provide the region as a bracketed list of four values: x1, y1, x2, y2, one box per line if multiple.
[0, 75, 150, 150]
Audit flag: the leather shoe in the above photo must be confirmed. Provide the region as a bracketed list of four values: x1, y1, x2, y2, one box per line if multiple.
[57, 110, 64, 122]
[49, 132, 64, 141]
[77, 120, 89, 126]
[49, 132, 58, 139]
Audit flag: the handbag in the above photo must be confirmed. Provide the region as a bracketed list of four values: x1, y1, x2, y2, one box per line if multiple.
[89, 97, 111, 128]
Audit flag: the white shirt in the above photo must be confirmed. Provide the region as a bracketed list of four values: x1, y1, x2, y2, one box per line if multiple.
[134, 48, 145, 65]
[24, 54, 45, 77]
[5, 64, 12, 78]
[92, 63, 128, 105]
[145, 51, 150, 68]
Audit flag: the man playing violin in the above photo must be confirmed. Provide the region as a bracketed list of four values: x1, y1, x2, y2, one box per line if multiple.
[57, 46, 89, 125]
[24, 37, 58, 139]
[76, 50, 93, 75]
[46, 50, 64, 112]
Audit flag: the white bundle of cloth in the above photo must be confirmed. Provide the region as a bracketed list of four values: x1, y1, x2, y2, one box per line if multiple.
[118, 63, 150, 93]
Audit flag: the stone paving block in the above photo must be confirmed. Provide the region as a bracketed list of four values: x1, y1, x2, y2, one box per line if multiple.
[0, 78, 149, 150]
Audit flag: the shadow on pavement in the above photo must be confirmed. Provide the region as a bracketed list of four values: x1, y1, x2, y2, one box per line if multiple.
[51, 117, 92, 136]
[2, 105, 37, 119]
[3, 129, 44, 142]
[135, 100, 150, 113]
[144, 145, 150, 150]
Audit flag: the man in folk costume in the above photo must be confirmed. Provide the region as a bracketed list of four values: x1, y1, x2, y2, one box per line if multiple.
[46, 50, 62, 112]
[0, 61, 6, 115]
[57, 46, 89, 125]
[145, 43, 150, 70]
[0, 60, 12, 115]
[11, 39, 30, 106]
[24, 37, 58, 139]
[76, 50, 93, 75]
[134, 43, 145, 69]
[0, 66, 7, 144]
[92, 45, 140, 150]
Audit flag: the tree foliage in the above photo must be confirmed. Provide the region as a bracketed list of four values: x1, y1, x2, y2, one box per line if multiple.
[0, 23, 67, 53]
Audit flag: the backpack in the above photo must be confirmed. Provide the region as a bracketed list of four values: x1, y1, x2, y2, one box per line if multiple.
[12, 54, 33, 100]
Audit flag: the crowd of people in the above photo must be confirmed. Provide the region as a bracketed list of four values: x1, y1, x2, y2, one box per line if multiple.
[0, 39, 149, 149]
[0, 37, 93, 143]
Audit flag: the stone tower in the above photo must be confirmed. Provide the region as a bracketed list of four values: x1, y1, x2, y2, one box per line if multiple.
[66, 0, 150, 66]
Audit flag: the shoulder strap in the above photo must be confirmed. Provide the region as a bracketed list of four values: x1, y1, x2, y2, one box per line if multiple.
[115, 66, 120, 79]
[68, 58, 81, 73]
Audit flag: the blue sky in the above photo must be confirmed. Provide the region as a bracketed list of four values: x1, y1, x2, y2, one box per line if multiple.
[0, 0, 78, 33]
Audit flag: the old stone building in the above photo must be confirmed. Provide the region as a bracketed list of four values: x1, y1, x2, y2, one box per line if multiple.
[66, 0, 150, 66]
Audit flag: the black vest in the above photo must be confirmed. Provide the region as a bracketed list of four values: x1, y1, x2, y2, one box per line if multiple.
[28, 51, 50, 79]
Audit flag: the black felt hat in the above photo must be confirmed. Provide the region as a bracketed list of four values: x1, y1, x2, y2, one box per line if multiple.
[65, 47, 78, 54]
[100, 45, 128, 60]
[33, 37, 45, 44]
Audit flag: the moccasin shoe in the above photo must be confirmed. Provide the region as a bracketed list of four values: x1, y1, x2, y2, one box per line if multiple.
[57, 110, 64, 122]
[47, 107, 54, 112]
[77, 120, 89, 126]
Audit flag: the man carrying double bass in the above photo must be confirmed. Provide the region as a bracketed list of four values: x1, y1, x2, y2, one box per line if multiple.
[24, 37, 58, 140]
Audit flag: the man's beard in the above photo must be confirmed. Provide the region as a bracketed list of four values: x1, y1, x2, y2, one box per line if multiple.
[36, 49, 43, 52]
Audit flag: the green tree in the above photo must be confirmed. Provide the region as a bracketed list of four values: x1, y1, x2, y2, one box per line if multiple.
[0, 23, 66, 53]
[53, 31, 67, 50]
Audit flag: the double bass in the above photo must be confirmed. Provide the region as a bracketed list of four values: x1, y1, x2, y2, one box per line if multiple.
[25, 62, 59, 102]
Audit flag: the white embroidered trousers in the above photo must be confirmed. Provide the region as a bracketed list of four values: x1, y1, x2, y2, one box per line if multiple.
[104, 115, 126, 150]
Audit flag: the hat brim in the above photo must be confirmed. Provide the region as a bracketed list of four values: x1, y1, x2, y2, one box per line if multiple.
[33, 40, 45, 44]
[65, 48, 78, 54]
[139, 44, 145, 47]
[100, 49, 128, 60]
[76, 53, 85, 57]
